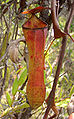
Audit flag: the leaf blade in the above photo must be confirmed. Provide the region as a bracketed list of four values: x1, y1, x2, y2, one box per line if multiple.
[6, 91, 12, 107]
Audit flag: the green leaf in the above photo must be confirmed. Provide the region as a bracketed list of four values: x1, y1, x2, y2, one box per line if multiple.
[6, 92, 12, 107]
[0, 103, 29, 118]
[12, 69, 27, 96]
[18, 69, 27, 86]
[16, 66, 25, 74]
[64, 76, 69, 83]
[56, 99, 70, 108]
[12, 78, 18, 96]
[4, 67, 10, 90]
[47, 60, 52, 76]
[15, 102, 30, 110]
[1, 32, 11, 57]
[69, 85, 74, 97]
[2, 69, 4, 78]
[18, 90, 25, 94]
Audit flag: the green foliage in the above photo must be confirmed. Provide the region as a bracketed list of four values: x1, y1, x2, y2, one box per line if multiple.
[18, 68, 27, 86]
[56, 98, 70, 108]
[0, 102, 30, 118]
[17, 90, 25, 94]
[12, 68, 27, 96]
[6, 91, 12, 107]
[1, 32, 11, 57]
[69, 85, 74, 97]
[12, 77, 18, 96]
[4, 67, 10, 90]
[47, 60, 52, 76]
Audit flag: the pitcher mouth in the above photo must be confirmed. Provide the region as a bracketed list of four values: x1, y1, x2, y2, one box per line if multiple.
[22, 25, 48, 30]
[22, 15, 48, 30]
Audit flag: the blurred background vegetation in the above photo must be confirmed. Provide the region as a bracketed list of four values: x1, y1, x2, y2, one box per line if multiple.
[0, 0, 74, 119]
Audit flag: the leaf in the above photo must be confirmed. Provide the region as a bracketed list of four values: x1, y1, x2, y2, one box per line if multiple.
[16, 66, 25, 74]
[1, 32, 11, 57]
[2, 69, 4, 78]
[12, 78, 18, 96]
[18, 90, 25, 94]
[12, 69, 27, 95]
[1, 103, 30, 118]
[4, 67, 10, 90]
[64, 76, 69, 83]
[47, 60, 52, 76]
[56, 99, 70, 108]
[15, 103, 30, 110]
[6, 92, 12, 107]
[18, 68, 27, 86]
[69, 85, 74, 97]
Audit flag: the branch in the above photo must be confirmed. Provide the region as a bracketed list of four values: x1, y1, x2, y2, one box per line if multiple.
[43, 1, 74, 119]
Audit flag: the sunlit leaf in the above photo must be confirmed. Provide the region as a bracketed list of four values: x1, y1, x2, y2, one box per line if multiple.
[12, 78, 18, 96]
[1, 32, 11, 57]
[16, 66, 25, 74]
[64, 76, 69, 83]
[6, 91, 12, 107]
[2, 69, 4, 78]
[56, 98, 70, 108]
[0, 103, 30, 118]
[69, 85, 74, 97]
[18, 68, 27, 86]
[18, 90, 25, 94]
[16, 102, 30, 110]
[4, 67, 10, 90]
[47, 60, 52, 76]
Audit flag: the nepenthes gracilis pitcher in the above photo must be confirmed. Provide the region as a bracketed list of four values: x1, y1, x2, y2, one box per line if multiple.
[22, 15, 48, 109]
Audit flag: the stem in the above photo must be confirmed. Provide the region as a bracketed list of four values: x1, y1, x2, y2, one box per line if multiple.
[45, 38, 55, 56]
[43, 1, 74, 118]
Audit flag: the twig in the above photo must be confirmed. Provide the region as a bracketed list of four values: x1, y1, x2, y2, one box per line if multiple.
[2, 14, 9, 30]
[45, 38, 55, 56]
[1, 0, 15, 14]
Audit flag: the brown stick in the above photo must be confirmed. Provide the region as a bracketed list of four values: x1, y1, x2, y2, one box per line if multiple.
[51, 0, 66, 39]
[43, 1, 74, 119]
[51, 0, 74, 42]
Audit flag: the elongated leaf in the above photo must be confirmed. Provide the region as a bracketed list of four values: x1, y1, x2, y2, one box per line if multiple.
[64, 76, 69, 83]
[4, 67, 10, 90]
[6, 92, 12, 107]
[18, 90, 25, 94]
[69, 85, 74, 97]
[15, 102, 29, 110]
[1, 102, 29, 118]
[18, 68, 27, 86]
[56, 98, 70, 108]
[47, 60, 52, 76]
[16, 66, 25, 74]
[12, 78, 18, 96]
[12, 69, 27, 95]
[1, 32, 11, 57]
